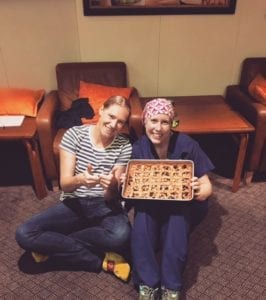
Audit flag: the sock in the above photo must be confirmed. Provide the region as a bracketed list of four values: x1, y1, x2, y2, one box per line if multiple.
[102, 252, 130, 282]
[31, 252, 49, 263]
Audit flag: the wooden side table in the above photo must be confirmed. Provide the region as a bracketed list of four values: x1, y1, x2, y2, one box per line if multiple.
[133, 95, 255, 192]
[0, 117, 47, 199]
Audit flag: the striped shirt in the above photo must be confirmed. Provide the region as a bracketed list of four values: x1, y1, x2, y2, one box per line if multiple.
[59, 125, 132, 200]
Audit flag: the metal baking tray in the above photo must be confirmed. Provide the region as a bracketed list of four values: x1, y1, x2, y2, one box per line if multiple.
[122, 159, 194, 201]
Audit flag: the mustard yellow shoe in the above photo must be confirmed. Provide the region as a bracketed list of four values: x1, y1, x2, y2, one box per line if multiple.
[102, 252, 130, 282]
[31, 252, 49, 263]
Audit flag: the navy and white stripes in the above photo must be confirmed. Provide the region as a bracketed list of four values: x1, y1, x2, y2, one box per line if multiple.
[59, 125, 132, 200]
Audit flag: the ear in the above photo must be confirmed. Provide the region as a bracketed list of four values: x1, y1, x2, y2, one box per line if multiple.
[99, 106, 104, 117]
[143, 118, 148, 126]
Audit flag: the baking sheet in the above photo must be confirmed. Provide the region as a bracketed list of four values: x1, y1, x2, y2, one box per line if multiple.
[122, 159, 194, 201]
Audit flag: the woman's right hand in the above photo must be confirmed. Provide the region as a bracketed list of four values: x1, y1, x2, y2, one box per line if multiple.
[78, 164, 100, 188]
[60, 150, 99, 192]
[120, 173, 126, 187]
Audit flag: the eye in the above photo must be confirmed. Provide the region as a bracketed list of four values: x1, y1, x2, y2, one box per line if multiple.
[108, 113, 116, 120]
[162, 120, 171, 126]
[118, 120, 126, 126]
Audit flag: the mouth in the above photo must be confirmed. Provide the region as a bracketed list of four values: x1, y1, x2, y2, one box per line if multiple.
[104, 125, 115, 134]
[151, 133, 163, 139]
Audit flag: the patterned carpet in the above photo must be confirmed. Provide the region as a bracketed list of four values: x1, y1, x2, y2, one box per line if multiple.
[0, 171, 265, 299]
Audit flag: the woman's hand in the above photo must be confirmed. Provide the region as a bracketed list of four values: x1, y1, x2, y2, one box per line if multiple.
[60, 148, 100, 192]
[98, 167, 117, 191]
[120, 173, 126, 187]
[79, 164, 100, 188]
[99, 166, 126, 200]
[191, 174, 212, 201]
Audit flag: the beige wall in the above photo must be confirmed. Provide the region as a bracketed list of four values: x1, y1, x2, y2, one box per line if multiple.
[0, 0, 265, 96]
[0, 0, 80, 90]
[77, 0, 266, 96]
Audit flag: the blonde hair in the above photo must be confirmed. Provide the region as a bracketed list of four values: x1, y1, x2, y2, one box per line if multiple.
[103, 95, 131, 113]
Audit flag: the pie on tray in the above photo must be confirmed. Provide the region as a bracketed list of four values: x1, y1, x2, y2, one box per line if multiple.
[122, 160, 194, 201]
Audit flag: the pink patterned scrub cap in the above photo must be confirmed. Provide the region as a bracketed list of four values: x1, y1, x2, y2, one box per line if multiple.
[142, 98, 175, 123]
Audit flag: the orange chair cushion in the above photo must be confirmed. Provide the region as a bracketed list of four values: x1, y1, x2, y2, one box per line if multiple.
[0, 88, 45, 116]
[78, 81, 132, 124]
[248, 74, 266, 106]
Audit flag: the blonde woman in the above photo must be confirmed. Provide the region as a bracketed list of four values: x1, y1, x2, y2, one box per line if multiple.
[16, 96, 132, 282]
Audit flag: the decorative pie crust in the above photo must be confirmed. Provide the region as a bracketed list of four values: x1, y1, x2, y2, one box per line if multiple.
[122, 160, 194, 201]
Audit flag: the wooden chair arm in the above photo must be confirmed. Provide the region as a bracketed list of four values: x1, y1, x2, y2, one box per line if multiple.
[36, 91, 60, 180]
[226, 85, 266, 170]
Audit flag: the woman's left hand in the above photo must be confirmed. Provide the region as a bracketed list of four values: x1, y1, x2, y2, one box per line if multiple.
[99, 166, 126, 200]
[191, 176, 201, 199]
[191, 175, 212, 201]
[99, 166, 120, 191]
[99, 169, 116, 190]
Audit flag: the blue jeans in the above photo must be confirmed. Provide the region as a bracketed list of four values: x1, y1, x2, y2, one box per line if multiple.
[131, 199, 208, 291]
[15, 197, 131, 272]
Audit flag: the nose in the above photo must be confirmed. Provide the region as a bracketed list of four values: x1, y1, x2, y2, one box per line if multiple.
[110, 119, 118, 129]
[154, 122, 162, 131]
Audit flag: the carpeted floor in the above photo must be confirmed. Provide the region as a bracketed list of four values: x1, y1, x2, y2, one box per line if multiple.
[0, 171, 265, 299]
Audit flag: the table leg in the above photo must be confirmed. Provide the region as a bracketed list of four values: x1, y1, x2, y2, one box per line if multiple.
[23, 139, 47, 199]
[232, 133, 249, 192]
[244, 171, 254, 185]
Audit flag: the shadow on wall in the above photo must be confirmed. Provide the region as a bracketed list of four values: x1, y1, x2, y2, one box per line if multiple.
[192, 134, 238, 179]
[0, 141, 33, 186]
[194, 134, 266, 182]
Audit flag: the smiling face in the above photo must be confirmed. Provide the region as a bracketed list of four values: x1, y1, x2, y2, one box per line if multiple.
[144, 113, 172, 146]
[98, 103, 129, 140]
